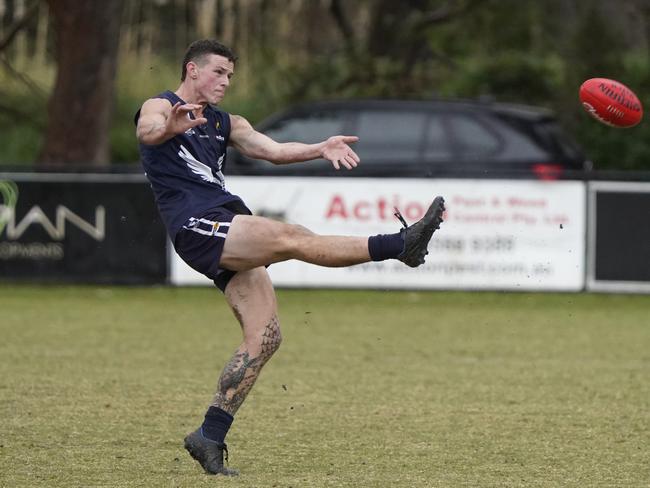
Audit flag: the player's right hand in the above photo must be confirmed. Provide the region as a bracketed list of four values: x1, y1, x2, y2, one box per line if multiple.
[167, 102, 207, 135]
[321, 135, 360, 170]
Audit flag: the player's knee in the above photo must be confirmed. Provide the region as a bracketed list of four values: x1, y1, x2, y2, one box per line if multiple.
[278, 224, 315, 257]
[291, 224, 315, 236]
[248, 314, 282, 357]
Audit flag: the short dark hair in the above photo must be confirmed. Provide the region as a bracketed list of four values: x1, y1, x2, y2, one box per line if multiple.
[180, 39, 237, 81]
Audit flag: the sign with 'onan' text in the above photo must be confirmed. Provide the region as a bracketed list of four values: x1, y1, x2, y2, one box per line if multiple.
[0, 174, 167, 284]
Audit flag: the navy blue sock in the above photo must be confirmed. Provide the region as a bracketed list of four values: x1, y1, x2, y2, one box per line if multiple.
[368, 231, 405, 261]
[200, 406, 233, 444]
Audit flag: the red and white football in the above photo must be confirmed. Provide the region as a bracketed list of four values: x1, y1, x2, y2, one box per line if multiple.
[579, 78, 643, 128]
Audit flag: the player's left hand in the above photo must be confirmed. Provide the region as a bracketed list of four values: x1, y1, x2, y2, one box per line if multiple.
[321, 136, 360, 170]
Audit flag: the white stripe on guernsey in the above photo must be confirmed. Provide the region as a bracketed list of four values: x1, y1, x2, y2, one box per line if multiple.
[182, 226, 228, 238]
[196, 218, 230, 227]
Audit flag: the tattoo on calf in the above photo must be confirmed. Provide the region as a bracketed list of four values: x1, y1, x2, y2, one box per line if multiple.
[259, 316, 282, 360]
[212, 316, 282, 415]
[218, 351, 259, 395]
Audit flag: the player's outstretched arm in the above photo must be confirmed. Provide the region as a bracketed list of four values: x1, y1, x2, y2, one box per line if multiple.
[229, 114, 360, 170]
[136, 99, 207, 145]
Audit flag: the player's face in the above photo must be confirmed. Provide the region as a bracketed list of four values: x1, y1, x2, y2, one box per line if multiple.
[194, 54, 234, 105]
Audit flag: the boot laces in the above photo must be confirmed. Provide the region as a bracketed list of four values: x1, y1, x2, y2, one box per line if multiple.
[222, 443, 229, 464]
[393, 207, 408, 230]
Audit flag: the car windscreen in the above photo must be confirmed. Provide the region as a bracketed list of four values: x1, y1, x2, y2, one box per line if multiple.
[445, 114, 502, 159]
[454, 114, 550, 163]
[353, 110, 428, 161]
[532, 120, 584, 161]
[263, 110, 348, 143]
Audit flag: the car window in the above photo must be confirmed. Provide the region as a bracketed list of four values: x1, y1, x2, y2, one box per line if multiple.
[448, 114, 501, 157]
[354, 110, 426, 161]
[533, 120, 583, 160]
[486, 117, 550, 162]
[449, 114, 557, 163]
[264, 111, 346, 144]
[423, 115, 453, 160]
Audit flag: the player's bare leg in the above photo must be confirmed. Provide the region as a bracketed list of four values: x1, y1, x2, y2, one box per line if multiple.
[220, 216, 370, 271]
[213, 267, 281, 414]
[184, 267, 280, 476]
[220, 196, 446, 271]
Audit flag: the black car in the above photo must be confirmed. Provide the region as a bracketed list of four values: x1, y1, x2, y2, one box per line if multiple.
[226, 99, 591, 180]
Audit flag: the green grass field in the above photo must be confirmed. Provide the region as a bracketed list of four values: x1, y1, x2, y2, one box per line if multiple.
[1, 286, 649, 487]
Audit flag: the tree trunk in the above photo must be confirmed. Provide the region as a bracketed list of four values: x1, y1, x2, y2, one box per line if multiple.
[38, 0, 124, 167]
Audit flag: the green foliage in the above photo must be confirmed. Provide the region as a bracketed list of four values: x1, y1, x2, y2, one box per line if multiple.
[2, 286, 650, 486]
[0, 80, 49, 166]
[0, 1, 649, 171]
[442, 52, 566, 103]
[0, 50, 52, 165]
[0, 123, 44, 166]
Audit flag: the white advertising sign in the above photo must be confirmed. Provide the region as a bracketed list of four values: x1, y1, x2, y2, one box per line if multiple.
[170, 177, 586, 291]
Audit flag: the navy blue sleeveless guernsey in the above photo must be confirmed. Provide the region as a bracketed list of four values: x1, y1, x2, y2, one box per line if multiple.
[137, 91, 245, 239]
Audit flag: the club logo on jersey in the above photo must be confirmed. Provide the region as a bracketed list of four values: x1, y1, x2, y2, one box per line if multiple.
[178, 145, 226, 189]
[215, 120, 225, 141]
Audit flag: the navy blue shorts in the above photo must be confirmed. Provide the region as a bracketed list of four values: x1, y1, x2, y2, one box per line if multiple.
[173, 200, 252, 292]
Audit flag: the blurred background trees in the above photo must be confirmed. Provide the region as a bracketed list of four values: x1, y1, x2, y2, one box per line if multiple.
[39, 0, 123, 166]
[0, 0, 648, 170]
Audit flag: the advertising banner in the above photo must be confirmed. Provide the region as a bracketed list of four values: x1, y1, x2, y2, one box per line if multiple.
[171, 177, 586, 291]
[0, 174, 167, 284]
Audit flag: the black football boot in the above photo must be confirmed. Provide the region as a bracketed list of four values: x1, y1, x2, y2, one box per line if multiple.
[396, 196, 445, 267]
[183, 429, 239, 476]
